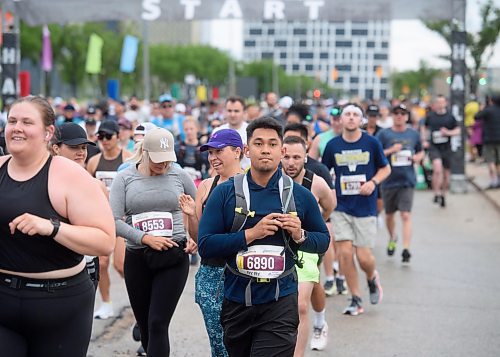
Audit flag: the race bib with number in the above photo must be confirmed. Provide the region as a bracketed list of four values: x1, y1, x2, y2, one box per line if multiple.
[236, 245, 285, 279]
[132, 211, 173, 237]
[391, 150, 413, 167]
[340, 174, 367, 195]
[432, 131, 449, 144]
[95, 171, 117, 190]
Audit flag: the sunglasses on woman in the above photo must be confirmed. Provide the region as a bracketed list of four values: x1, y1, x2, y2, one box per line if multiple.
[97, 133, 115, 141]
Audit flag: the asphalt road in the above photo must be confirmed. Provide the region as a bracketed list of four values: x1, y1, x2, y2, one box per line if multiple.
[87, 186, 500, 357]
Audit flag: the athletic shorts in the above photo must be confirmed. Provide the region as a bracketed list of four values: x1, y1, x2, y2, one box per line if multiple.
[296, 252, 320, 283]
[382, 187, 414, 214]
[331, 211, 377, 248]
[428, 145, 453, 169]
[483, 143, 500, 165]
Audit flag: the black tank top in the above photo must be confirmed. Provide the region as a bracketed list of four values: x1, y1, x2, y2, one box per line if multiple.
[95, 150, 123, 173]
[200, 175, 225, 267]
[0, 156, 81, 273]
[301, 169, 314, 191]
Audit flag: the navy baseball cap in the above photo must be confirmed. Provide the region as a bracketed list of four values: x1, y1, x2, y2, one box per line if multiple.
[200, 129, 244, 152]
[366, 104, 380, 116]
[57, 123, 96, 146]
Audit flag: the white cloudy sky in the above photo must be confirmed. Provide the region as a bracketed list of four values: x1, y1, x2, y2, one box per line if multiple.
[208, 0, 500, 71]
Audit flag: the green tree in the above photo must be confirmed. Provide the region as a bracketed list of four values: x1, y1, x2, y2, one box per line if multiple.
[391, 60, 441, 98]
[423, 0, 500, 95]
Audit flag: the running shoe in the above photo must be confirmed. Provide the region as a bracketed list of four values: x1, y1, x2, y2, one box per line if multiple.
[324, 279, 336, 296]
[367, 271, 383, 305]
[93, 302, 114, 320]
[310, 322, 328, 351]
[402, 249, 411, 263]
[440, 195, 446, 208]
[343, 296, 364, 316]
[335, 277, 347, 295]
[387, 238, 397, 256]
[132, 322, 141, 341]
[433, 195, 439, 204]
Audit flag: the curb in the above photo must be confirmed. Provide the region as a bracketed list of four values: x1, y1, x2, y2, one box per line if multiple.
[467, 177, 500, 213]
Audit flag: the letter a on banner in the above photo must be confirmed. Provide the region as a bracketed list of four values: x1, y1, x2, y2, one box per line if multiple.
[120, 35, 139, 73]
[85, 33, 104, 74]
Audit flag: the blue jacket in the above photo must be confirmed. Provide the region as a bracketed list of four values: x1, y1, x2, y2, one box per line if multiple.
[198, 169, 330, 305]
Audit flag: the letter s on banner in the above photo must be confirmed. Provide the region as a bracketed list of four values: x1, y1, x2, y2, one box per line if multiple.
[142, 0, 161, 21]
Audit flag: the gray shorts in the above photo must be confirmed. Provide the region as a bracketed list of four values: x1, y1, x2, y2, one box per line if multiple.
[483, 143, 500, 165]
[331, 211, 376, 248]
[382, 187, 414, 214]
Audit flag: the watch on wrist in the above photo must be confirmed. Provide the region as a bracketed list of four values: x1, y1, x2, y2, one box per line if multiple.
[371, 178, 379, 186]
[294, 229, 307, 244]
[48, 218, 60, 239]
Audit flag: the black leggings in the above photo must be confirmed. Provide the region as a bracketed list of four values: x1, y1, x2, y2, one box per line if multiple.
[124, 248, 189, 356]
[0, 269, 95, 357]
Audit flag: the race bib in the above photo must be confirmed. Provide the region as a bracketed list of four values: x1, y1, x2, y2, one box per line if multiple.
[132, 211, 173, 237]
[95, 171, 117, 190]
[391, 150, 413, 167]
[340, 174, 366, 195]
[236, 245, 285, 279]
[432, 130, 449, 144]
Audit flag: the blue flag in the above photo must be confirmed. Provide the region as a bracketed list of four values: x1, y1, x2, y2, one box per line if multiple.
[120, 35, 139, 73]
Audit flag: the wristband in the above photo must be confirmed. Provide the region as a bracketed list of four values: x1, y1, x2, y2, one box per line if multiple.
[294, 229, 307, 244]
[48, 218, 60, 239]
[371, 178, 379, 186]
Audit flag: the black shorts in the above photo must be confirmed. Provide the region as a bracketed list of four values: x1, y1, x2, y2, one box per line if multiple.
[382, 187, 414, 214]
[428, 145, 453, 169]
[221, 293, 299, 357]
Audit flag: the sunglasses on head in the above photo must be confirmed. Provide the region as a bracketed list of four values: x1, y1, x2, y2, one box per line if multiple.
[97, 133, 114, 140]
[161, 103, 173, 109]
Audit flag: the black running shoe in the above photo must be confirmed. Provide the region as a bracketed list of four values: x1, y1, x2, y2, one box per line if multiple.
[440, 195, 446, 208]
[402, 249, 411, 263]
[433, 195, 439, 204]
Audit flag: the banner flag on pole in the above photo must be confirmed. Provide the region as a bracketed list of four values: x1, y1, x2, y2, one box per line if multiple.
[41, 25, 53, 72]
[85, 33, 104, 74]
[120, 35, 139, 73]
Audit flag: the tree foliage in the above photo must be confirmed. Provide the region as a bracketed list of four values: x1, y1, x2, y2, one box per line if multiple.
[391, 60, 441, 98]
[423, 0, 500, 95]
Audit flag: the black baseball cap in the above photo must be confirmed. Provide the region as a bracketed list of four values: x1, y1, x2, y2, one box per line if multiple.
[366, 105, 380, 116]
[392, 103, 409, 114]
[57, 123, 96, 146]
[63, 104, 75, 111]
[98, 120, 120, 135]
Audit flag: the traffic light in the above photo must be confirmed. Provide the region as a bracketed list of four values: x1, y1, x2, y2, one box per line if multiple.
[479, 73, 487, 86]
[375, 66, 383, 78]
[313, 89, 321, 99]
[331, 68, 339, 81]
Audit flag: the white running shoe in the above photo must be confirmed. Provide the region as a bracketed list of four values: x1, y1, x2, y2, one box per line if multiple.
[310, 322, 328, 351]
[94, 301, 114, 319]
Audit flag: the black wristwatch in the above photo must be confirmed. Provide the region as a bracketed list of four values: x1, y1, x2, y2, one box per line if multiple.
[48, 218, 61, 239]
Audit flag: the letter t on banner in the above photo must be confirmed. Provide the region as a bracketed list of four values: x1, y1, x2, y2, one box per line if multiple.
[85, 33, 104, 74]
[120, 35, 139, 73]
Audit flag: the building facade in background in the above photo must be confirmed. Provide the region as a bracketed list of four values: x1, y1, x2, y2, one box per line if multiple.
[243, 20, 391, 100]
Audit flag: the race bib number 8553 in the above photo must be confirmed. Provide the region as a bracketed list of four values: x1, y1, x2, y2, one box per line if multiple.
[132, 211, 173, 237]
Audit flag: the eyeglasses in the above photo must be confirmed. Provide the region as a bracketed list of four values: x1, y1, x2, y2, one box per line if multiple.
[97, 133, 114, 141]
[161, 103, 173, 109]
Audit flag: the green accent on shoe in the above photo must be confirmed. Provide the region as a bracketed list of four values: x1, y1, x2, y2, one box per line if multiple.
[387, 240, 397, 256]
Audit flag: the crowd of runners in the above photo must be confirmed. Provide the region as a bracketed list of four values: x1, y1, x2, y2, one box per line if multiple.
[2, 90, 496, 357]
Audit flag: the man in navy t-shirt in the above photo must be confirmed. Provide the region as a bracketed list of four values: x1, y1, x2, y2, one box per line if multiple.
[322, 103, 391, 316]
[376, 104, 424, 263]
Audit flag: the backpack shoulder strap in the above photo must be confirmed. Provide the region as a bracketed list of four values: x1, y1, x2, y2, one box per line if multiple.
[280, 174, 296, 214]
[231, 173, 254, 232]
